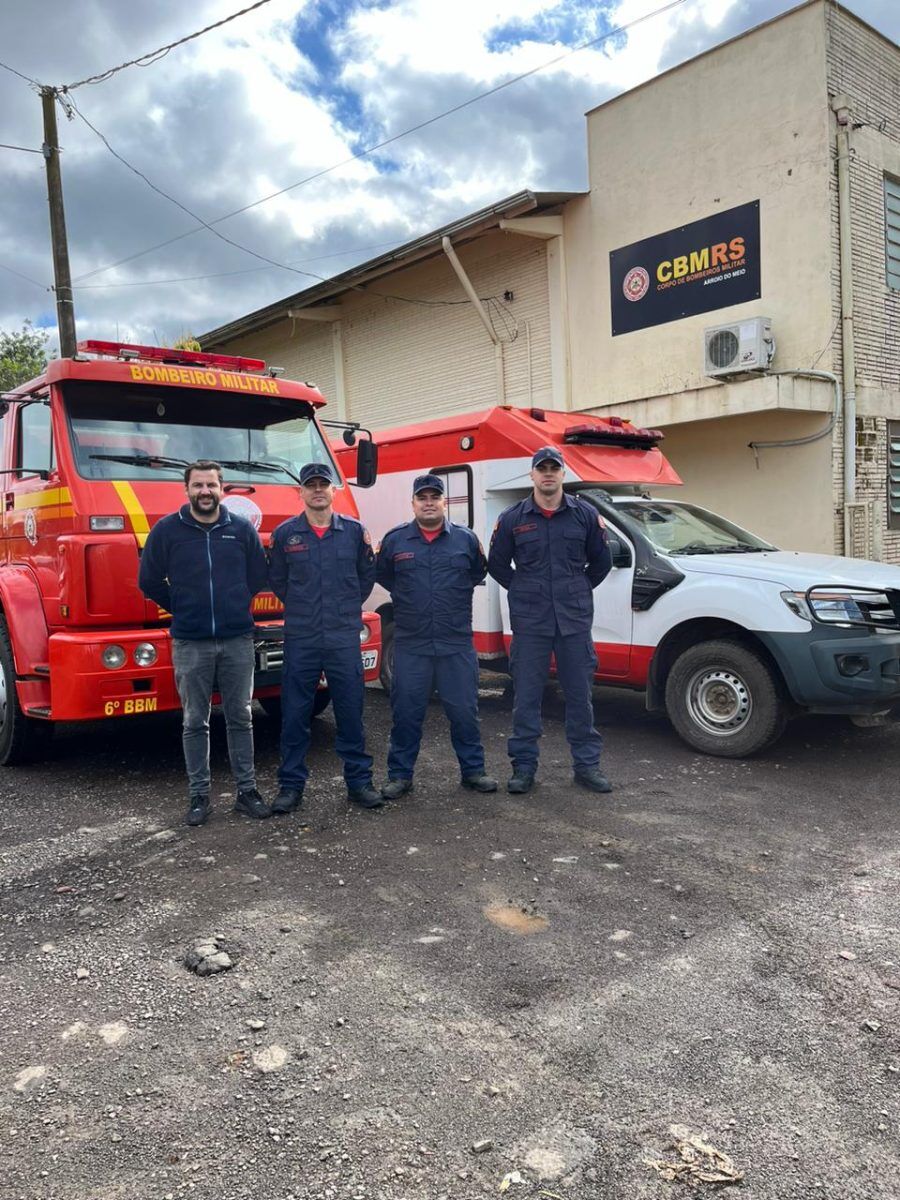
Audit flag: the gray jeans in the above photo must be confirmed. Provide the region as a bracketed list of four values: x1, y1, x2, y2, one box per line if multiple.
[171, 634, 256, 797]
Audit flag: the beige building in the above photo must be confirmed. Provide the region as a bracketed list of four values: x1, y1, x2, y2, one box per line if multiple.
[203, 0, 900, 562]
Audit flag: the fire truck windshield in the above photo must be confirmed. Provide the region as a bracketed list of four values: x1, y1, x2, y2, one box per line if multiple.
[62, 381, 338, 486]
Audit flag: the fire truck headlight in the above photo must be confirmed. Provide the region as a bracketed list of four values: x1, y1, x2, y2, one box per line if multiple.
[360, 626, 371, 645]
[133, 642, 158, 667]
[102, 644, 127, 670]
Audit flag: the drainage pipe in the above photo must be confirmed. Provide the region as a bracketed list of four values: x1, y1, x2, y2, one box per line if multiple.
[442, 235, 504, 402]
[832, 95, 857, 507]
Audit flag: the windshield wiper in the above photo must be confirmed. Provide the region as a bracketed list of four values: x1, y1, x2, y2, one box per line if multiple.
[217, 459, 302, 486]
[89, 452, 188, 471]
[675, 540, 761, 555]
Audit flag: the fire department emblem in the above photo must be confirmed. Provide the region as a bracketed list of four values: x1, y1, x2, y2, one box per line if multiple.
[221, 495, 263, 530]
[623, 266, 650, 302]
[24, 509, 38, 546]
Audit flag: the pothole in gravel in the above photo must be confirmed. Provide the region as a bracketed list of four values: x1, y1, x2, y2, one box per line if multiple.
[483, 903, 549, 934]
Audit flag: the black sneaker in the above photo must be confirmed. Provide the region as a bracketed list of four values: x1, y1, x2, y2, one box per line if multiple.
[186, 795, 210, 826]
[573, 767, 613, 794]
[381, 778, 412, 801]
[272, 788, 303, 816]
[234, 788, 272, 819]
[461, 774, 498, 793]
[348, 785, 384, 809]
[507, 772, 535, 795]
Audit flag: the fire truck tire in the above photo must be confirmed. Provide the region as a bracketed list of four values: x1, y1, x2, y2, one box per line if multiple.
[258, 689, 331, 721]
[664, 638, 787, 758]
[379, 622, 394, 694]
[0, 617, 53, 766]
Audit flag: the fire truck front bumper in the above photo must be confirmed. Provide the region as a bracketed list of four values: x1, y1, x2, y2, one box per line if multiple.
[41, 612, 382, 722]
[46, 630, 179, 721]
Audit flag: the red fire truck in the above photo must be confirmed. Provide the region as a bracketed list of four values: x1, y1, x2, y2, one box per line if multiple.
[0, 340, 381, 765]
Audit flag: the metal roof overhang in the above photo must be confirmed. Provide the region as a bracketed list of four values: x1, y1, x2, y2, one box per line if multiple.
[199, 189, 583, 348]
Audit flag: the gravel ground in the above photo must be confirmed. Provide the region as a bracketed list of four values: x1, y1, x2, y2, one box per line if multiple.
[0, 683, 898, 1200]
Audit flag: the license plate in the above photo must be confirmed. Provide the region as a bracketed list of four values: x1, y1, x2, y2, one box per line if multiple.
[362, 649, 379, 671]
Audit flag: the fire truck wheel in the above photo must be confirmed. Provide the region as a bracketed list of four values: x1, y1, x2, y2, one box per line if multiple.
[664, 638, 787, 758]
[0, 617, 53, 766]
[379, 622, 394, 695]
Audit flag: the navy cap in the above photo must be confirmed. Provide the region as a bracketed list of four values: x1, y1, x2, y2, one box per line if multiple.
[299, 461, 337, 486]
[531, 445, 564, 468]
[412, 473, 445, 496]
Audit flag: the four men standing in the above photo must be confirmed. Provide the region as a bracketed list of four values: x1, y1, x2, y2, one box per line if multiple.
[141, 444, 614, 825]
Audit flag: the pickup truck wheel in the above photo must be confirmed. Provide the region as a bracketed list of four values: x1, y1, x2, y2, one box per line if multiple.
[379, 623, 394, 694]
[0, 617, 53, 766]
[258, 688, 331, 720]
[665, 638, 787, 758]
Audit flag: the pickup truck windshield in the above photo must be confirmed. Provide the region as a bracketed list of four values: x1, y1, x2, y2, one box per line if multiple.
[579, 493, 776, 555]
[62, 380, 338, 486]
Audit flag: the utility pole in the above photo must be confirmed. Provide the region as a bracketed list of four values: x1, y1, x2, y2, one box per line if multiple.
[41, 87, 77, 357]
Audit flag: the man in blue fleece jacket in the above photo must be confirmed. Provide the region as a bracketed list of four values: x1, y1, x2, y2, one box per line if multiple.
[139, 460, 270, 826]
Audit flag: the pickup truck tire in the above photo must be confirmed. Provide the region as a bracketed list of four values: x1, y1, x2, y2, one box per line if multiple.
[664, 638, 787, 757]
[258, 689, 331, 722]
[0, 617, 53, 766]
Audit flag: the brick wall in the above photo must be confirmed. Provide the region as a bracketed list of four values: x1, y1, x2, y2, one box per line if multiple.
[826, 2, 900, 561]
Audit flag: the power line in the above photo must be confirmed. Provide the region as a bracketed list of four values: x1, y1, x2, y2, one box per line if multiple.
[71, 238, 423, 289]
[73, 0, 689, 284]
[0, 261, 49, 291]
[68, 96, 477, 309]
[60, 0, 276, 92]
[69, 95, 340, 285]
[0, 59, 40, 87]
[0, 142, 42, 154]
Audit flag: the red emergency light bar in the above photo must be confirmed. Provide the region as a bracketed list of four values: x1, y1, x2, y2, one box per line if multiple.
[77, 340, 267, 373]
[563, 421, 664, 448]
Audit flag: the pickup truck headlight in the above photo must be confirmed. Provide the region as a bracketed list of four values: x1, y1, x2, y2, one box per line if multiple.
[781, 590, 890, 625]
[360, 625, 371, 645]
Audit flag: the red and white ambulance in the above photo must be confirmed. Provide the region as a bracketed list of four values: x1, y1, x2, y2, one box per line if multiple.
[0, 340, 381, 765]
[337, 405, 900, 758]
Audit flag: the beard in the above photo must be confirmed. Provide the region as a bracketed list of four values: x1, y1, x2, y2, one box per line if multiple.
[189, 494, 219, 518]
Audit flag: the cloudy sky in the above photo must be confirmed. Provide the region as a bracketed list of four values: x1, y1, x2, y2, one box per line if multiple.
[1, 0, 897, 353]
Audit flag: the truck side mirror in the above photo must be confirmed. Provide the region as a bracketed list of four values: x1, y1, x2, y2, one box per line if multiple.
[355, 438, 378, 488]
[607, 533, 632, 569]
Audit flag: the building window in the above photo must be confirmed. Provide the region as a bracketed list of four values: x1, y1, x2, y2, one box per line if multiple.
[889, 421, 900, 530]
[885, 177, 900, 291]
[429, 465, 473, 528]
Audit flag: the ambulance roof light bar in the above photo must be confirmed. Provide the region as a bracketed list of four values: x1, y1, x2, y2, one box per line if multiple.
[77, 340, 267, 374]
[563, 421, 664, 448]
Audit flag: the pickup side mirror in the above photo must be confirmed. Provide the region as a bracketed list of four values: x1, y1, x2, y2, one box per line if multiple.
[607, 532, 633, 569]
[355, 438, 378, 488]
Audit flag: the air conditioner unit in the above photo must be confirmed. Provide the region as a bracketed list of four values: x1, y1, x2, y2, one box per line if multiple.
[704, 317, 774, 377]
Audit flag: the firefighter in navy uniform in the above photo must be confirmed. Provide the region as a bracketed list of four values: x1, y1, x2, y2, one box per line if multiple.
[268, 461, 382, 811]
[376, 474, 497, 800]
[487, 446, 613, 795]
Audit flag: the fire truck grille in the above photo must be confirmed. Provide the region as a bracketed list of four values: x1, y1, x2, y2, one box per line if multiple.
[255, 640, 284, 673]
